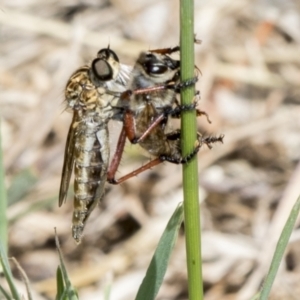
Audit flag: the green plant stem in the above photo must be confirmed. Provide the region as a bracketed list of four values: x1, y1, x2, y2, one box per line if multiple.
[180, 1, 203, 300]
[0, 119, 8, 252]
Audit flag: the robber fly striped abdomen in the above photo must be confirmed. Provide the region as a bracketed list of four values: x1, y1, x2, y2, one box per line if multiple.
[59, 48, 130, 243]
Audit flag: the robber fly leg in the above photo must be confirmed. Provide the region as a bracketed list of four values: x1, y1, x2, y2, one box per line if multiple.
[107, 115, 161, 184]
[108, 157, 163, 185]
[107, 127, 127, 184]
[107, 134, 224, 185]
[108, 111, 168, 184]
[123, 107, 167, 144]
[134, 114, 166, 144]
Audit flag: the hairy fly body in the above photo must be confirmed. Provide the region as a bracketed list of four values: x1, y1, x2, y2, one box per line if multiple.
[107, 47, 222, 184]
[59, 48, 130, 243]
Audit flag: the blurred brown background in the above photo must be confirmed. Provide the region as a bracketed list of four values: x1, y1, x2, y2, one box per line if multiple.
[1, 0, 300, 299]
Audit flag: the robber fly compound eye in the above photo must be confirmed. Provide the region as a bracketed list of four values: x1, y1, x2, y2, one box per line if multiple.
[91, 58, 114, 81]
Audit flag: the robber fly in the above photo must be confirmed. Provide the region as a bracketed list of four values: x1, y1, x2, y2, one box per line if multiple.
[59, 47, 130, 243]
[107, 47, 223, 184]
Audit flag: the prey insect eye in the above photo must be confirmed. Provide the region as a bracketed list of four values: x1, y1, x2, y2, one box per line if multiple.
[97, 48, 119, 62]
[91, 58, 113, 81]
[143, 61, 168, 75]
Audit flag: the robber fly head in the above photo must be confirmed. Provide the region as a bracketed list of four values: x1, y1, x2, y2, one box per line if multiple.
[90, 48, 121, 84]
[65, 46, 130, 114]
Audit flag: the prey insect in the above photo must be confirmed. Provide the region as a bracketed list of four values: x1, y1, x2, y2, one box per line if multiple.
[107, 47, 223, 184]
[59, 47, 130, 243]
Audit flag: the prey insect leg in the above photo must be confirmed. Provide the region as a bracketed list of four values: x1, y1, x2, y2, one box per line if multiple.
[169, 101, 212, 124]
[108, 157, 162, 184]
[156, 132, 224, 164]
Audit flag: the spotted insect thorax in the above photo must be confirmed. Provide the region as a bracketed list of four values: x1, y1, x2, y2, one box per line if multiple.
[59, 48, 130, 243]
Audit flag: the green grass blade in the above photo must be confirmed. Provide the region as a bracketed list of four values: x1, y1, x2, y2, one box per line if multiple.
[0, 119, 8, 251]
[0, 242, 20, 300]
[259, 195, 300, 299]
[135, 204, 184, 300]
[55, 266, 66, 300]
[55, 231, 79, 300]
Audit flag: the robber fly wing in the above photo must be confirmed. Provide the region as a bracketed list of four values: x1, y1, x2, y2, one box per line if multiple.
[118, 64, 132, 86]
[59, 111, 79, 206]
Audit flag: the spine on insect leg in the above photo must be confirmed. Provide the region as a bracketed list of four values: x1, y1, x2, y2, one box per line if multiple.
[72, 123, 109, 243]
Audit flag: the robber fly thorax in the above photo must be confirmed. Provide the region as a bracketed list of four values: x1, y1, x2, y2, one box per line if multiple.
[59, 48, 130, 243]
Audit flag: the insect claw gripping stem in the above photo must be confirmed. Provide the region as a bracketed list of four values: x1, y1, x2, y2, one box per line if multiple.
[173, 103, 197, 114]
[159, 145, 199, 164]
[174, 76, 198, 92]
[167, 101, 212, 124]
